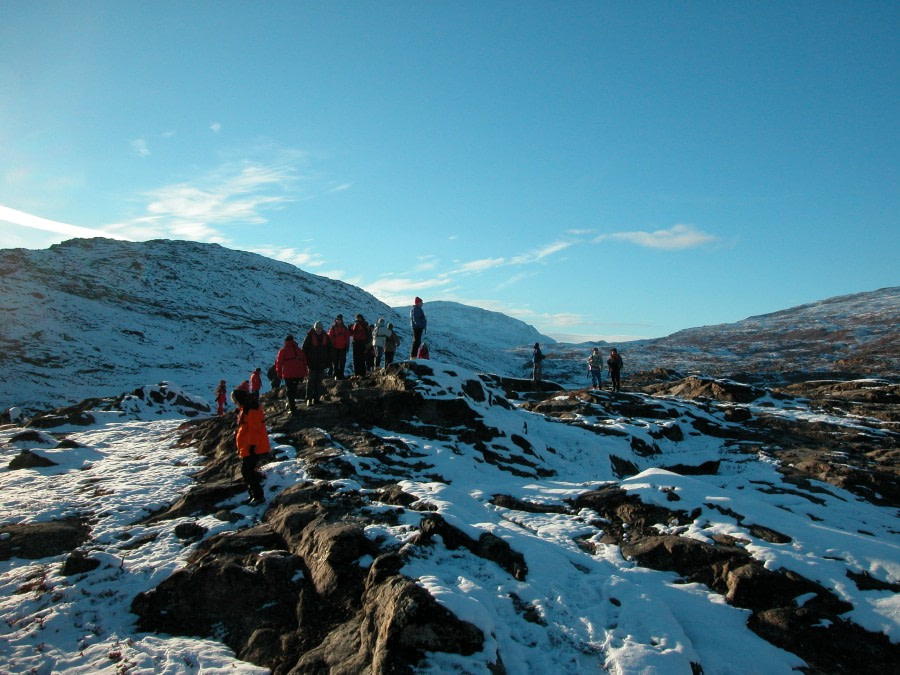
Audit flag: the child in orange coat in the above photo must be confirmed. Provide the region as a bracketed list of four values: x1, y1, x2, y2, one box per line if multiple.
[231, 388, 270, 505]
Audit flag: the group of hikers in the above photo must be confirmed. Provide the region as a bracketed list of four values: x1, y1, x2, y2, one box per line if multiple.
[219, 296, 626, 506]
[530, 343, 623, 392]
[219, 297, 429, 505]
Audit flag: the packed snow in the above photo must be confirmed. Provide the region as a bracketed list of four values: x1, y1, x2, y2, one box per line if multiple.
[1, 365, 898, 673]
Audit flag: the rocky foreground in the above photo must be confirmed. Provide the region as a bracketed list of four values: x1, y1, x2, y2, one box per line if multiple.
[2, 364, 898, 673]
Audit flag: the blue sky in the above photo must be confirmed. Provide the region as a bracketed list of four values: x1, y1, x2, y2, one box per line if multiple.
[1, 1, 897, 341]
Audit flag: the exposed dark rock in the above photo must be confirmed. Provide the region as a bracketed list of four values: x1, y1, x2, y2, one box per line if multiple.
[8, 449, 58, 470]
[61, 550, 101, 575]
[0, 517, 91, 561]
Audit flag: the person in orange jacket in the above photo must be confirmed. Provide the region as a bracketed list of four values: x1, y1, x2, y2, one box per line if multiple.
[231, 388, 270, 505]
[249, 367, 262, 399]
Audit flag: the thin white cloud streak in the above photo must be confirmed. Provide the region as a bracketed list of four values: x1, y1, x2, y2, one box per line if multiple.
[210, 122, 222, 133]
[131, 139, 150, 158]
[109, 161, 298, 242]
[0, 205, 129, 241]
[253, 245, 326, 269]
[456, 257, 506, 273]
[593, 224, 717, 250]
[510, 240, 574, 264]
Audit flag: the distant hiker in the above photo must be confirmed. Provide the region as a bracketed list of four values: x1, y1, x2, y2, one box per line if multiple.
[532, 343, 545, 383]
[302, 321, 332, 405]
[350, 314, 370, 377]
[410, 296, 427, 358]
[417, 343, 430, 359]
[215, 380, 227, 416]
[607, 348, 624, 392]
[249, 367, 262, 399]
[372, 317, 392, 368]
[275, 334, 308, 414]
[267, 364, 281, 391]
[588, 348, 604, 390]
[384, 323, 401, 365]
[231, 388, 270, 505]
[328, 314, 350, 379]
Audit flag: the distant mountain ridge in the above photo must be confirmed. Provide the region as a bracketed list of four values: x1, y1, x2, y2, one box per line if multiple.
[1, 238, 896, 412]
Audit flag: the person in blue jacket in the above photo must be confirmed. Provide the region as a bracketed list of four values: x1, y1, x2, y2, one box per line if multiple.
[410, 296, 427, 358]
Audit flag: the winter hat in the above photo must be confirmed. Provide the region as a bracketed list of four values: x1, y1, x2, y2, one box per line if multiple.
[336, 314, 343, 320]
[414, 296, 423, 305]
[314, 321, 324, 331]
[285, 334, 294, 342]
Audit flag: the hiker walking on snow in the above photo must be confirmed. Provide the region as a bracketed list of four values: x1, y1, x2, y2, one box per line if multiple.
[328, 314, 350, 379]
[588, 348, 604, 390]
[231, 387, 270, 505]
[302, 321, 332, 405]
[607, 347, 624, 392]
[532, 343, 545, 383]
[275, 334, 308, 414]
[410, 297, 427, 359]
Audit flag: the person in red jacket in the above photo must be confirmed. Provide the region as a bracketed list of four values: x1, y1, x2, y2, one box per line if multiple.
[275, 334, 308, 414]
[214, 380, 227, 416]
[231, 388, 270, 505]
[249, 367, 262, 399]
[328, 314, 350, 380]
[349, 314, 370, 377]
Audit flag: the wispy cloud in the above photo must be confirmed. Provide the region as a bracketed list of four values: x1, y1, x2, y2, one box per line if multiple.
[131, 139, 150, 158]
[210, 122, 222, 134]
[0, 204, 129, 241]
[456, 257, 506, 273]
[253, 245, 326, 269]
[593, 224, 717, 250]
[109, 160, 298, 242]
[510, 240, 574, 264]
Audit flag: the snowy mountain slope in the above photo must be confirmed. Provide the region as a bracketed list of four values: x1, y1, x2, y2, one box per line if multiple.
[0, 239, 538, 413]
[1, 363, 897, 673]
[547, 287, 900, 387]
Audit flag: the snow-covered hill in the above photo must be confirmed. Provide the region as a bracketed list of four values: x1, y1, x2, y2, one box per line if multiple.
[0, 239, 548, 413]
[1, 237, 896, 416]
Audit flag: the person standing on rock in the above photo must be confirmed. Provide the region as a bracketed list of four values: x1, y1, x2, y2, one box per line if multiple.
[215, 379, 228, 416]
[249, 367, 262, 400]
[532, 342, 545, 383]
[350, 314, 370, 377]
[230, 387, 270, 505]
[275, 334, 308, 414]
[384, 323, 401, 365]
[372, 317, 392, 369]
[410, 296, 427, 359]
[302, 321, 332, 405]
[587, 348, 604, 390]
[607, 347, 624, 392]
[328, 314, 350, 379]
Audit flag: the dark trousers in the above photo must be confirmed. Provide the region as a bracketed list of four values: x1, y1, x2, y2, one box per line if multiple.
[306, 368, 324, 402]
[411, 328, 424, 358]
[352, 344, 367, 376]
[609, 370, 621, 391]
[284, 378, 301, 410]
[384, 350, 395, 365]
[241, 454, 264, 501]
[332, 347, 348, 379]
